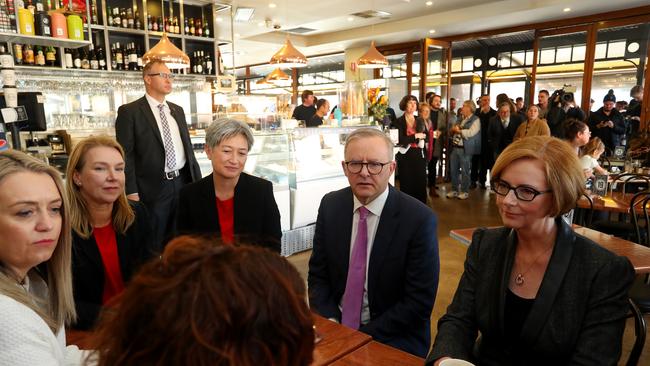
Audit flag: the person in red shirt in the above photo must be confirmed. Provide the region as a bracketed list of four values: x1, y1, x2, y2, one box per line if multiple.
[176, 118, 282, 252]
[66, 136, 156, 330]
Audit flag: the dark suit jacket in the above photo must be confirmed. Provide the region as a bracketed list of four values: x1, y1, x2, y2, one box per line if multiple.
[71, 202, 156, 330]
[175, 172, 282, 253]
[115, 96, 202, 203]
[392, 115, 427, 148]
[426, 218, 635, 366]
[308, 186, 439, 357]
[487, 114, 522, 158]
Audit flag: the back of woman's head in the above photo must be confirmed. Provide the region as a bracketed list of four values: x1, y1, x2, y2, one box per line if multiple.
[564, 118, 587, 141]
[91, 236, 314, 366]
[583, 137, 605, 156]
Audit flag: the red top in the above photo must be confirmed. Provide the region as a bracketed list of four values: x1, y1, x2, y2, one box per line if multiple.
[93, 223, 125, 305]
[406, 123, 419, 148]
[216, 197, 235, 245]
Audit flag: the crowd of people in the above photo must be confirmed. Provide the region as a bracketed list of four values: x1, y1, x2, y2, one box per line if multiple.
[0, 58, 642, 366]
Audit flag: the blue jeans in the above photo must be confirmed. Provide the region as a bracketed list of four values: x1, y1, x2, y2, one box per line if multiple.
[450, 147, 472, 193]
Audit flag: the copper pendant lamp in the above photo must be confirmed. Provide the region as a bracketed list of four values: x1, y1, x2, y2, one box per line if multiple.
[357, 41, 388, 69]
[269, 37, 308, 68]
[265, 68, 291, 84]
[142, 33, 190, 69]
[256, 76, 271, 84]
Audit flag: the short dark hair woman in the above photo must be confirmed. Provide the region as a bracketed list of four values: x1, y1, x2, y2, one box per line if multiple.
[393, 95, 428, 203]
[90, 236, 314, 366]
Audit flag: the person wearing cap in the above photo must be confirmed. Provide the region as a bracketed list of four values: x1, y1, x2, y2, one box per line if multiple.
[588, 90, 626, 155]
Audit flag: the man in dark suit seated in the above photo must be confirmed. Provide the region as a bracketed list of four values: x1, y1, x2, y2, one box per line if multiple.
[308, 128, 439, 357]
[115, 60, 202, 250]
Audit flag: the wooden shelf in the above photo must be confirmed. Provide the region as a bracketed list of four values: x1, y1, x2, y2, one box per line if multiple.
[184, 34, 215, 43]
[104, 26, 147, 36]
[0, 32, 90, 48]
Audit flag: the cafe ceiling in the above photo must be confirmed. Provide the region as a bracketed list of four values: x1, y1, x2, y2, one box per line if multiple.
[215, 0, 649, 68]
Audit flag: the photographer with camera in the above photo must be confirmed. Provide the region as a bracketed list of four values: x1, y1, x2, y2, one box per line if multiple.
[546, 86, 585, 139]
[588, 90, 625, 155]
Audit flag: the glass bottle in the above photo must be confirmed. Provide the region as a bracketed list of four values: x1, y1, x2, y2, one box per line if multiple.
[64, 48, 73, 68]
[45, 46, 56, 66]
[24, 44, 35, 65]
[13, 44, 23, 65]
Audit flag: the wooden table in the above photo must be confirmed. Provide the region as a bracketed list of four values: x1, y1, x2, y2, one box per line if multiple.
[330, 341, 424, 366]
[312, 314, 372, 365]
[449, 225, 650, 274]
[577, 193, 636, 214]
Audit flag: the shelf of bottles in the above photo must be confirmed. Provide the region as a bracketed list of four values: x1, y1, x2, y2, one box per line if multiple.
[0, 0, 224, 75]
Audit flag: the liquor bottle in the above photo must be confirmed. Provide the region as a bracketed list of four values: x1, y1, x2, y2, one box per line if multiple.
[64, 48, 73, 68]
[114, 42, 123, 70]
[113, 7, 120, 27]
[110, 45, 117, 70]
[13, 44, 23, 65]
[121, 8, 127, 28]
[45, 46, 56, 66]
[136, 45, 142, 70]
[205, 52, 212, 74]
[97, 46, 106, 70]
[35, 0, 43, 11]
[196, 18, 202, 37]
[203, 19, 209, 37]
[129, 42, 137, 70]
[80, 47, 89, 69]
[135, 10, 141, 29]
[26, 0, 35, 15]
[121, 43, 128, 70]
[189, 18, 194, 35]
[184, 17, 189, 34]
[72, 48, 81, 68]
[164, 16, 169, 32]
[90, 0, 97, 24]
[35, 46, 45, 66]
[147, 14, 152, 30]
[152, 16, 158, 31]
[107, 6, 113, 26]
[24, 44, 34, 65]
[196, 51, 203, 74]
[173, 16, 179, 34]
[89, 44, 98, 70]
[127, 8, 134, 28]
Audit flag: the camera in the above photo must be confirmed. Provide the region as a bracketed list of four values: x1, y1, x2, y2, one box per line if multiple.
[551, 85, 577, 105]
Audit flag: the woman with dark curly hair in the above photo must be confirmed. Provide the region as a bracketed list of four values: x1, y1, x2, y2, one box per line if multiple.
[89, 236, 314, 366]
[392, 95, 428, 203]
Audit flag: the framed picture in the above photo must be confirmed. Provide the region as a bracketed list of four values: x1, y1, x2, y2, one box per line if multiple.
[614, 145, 625, 159]
[215, 75, 236, 94]
[593, 174, 608, 197]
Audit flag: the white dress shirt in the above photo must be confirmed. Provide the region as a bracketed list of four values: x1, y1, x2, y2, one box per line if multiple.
[145, 93, 187, 173]
[338, 186, 390, 325]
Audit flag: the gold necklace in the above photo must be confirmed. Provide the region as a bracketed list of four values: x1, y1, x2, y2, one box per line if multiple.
[513, 244, 554, 286]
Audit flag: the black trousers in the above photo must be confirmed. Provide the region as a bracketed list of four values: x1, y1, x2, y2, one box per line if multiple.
[143, 171, 190, 252]
[427, 157, 438, 188]
[470, 150, 493, 186]
[397, 148, 428, 204]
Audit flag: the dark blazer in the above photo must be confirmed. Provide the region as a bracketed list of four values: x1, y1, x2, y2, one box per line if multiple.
[308, 186, 439, 357]
[487, 114, 522, 158]
[175, 172, 282, 253]
[115, 96, 202, 202]
[71, 201, 156, 330]
[426, 218, 635, 366]
[392, 114, 426, 148]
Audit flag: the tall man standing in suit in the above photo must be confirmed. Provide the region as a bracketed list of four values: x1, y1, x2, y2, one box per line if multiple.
[115, 60, 201, 250]
[308, 128, 439, 357]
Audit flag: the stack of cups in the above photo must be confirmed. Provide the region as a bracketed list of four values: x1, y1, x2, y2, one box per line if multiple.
[0, 45, 14, 150]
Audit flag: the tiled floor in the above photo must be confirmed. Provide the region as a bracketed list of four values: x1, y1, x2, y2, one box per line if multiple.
[287, 184, 650, 365]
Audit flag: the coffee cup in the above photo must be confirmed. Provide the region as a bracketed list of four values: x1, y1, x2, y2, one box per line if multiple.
[439, 358, 475, 366]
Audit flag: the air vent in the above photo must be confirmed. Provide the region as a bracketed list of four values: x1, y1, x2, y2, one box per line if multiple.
[351, 10, 391, 19]
[286, 27, 316, 34]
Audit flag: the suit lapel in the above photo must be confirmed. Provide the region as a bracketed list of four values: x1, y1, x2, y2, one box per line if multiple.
[367, 187, 399, 296]
[519, 218, 575, 345]
[200, 174, 220, 232]
[337, 189, 355, 276]
[138, 97, 164, 148]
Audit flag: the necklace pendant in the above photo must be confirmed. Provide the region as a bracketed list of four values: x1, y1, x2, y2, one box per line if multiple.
[515, 273, 524, 286]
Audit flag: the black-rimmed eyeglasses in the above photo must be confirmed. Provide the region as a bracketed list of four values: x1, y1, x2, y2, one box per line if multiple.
[344, 161, 391, 175]
[147, 72, 175, 80]
[490, 180, 552, 202]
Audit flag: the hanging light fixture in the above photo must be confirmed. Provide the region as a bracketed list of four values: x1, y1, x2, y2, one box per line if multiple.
[265, 68, 291, 85]
[269, 37, 308, 68]
[142, 33, 190, 69]
[256, 76, 271, 84]
[357, 41, 388, 69]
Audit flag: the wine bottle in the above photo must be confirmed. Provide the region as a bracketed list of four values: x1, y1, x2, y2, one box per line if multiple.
[89, 44, 98, 70]
[80, 47, 89, 69]
[97, 46, 106, 70]
[129, 42, 137, 70]
[203, 19, 210, 37]
[64, 48, 73, 68]
[152, 16, 158, 31]
[107, 6, 113, 26]
[147, 14, 152, 30]
[196, 18, 202, 37]
[135, 10, 141, 29]
[121, 8, 127, 28]
[73, 48, 81, 68]
[113, 7, 120, 27]
[110, 45, 117, 70]
[127, 8, 134, 28]
[184, 17, 189, 34]
[189, 18, 194, 35]
[173, 16, 179, 34]
[114, 42, 123, 70]
[91, 0, 98, 24]
[136, 45, 142, 70]
[205, 52, 212, 74]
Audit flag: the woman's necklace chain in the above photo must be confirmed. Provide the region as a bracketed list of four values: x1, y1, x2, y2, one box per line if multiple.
[514, 244, 554, 286]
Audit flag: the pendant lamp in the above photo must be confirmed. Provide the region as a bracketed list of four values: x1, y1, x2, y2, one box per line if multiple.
[269, 37, 308, 68]
[265, 68, 291, 84]
[256, 77, 271, 84]
[142, 33, 190, 69]
[357, 41, 388, 69]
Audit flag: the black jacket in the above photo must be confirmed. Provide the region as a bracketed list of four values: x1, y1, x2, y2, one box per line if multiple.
[588, 107, 626, 152]
[427, 218, 634, 365]
[71, 201, 156, 330]
[175, 172, 282, 253]
[115, 96, 202, 203]
[392, 115, 426, 148]
[487, 114, 523, 157]
[546, 105, 586, 139]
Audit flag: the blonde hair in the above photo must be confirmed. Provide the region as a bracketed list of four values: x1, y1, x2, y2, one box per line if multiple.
[66, 136, 134, 239]
[0, 150, 76, 332]
[582, 137, 605, 157]
[491, 136, 585, 217]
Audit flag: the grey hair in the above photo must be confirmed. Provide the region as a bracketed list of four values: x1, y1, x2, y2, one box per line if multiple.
[205, 118, 255, 150]
[344, 128, 394, 161]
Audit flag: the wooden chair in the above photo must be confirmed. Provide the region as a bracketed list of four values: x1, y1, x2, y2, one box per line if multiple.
[627, 298, 647, 366]
[573, 193, 594, 228]
[631, 191, 650, 246]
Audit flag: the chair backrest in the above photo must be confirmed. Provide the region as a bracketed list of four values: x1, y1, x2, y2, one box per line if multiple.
[574, 193, 593, 228]
[618, 173, 650, 194]
[626, 298, 647, 366]
[630, 190, 650, 246]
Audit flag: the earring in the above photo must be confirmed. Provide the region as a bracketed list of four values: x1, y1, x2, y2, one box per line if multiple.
[75, 181, 81, 186]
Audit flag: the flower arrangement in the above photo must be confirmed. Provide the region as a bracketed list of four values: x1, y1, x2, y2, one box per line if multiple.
[367, 87, 388, 123]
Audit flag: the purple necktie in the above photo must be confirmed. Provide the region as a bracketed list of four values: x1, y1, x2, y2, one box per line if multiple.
[341, 206, 370, 329]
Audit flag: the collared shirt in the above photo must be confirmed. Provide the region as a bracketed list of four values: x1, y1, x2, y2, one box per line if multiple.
[338, 186, 390, 325]
[502, 118, 510, 128]
[145, 93, 187, 173]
